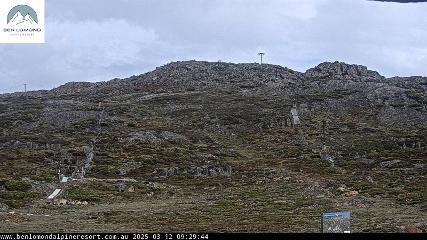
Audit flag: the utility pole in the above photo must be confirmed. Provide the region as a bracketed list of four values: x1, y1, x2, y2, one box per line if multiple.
[24, 84, 27, 93]
[258, 52, 265, 65]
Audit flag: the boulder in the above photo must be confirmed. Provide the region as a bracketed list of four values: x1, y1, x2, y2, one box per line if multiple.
[404, 226, 423, 233]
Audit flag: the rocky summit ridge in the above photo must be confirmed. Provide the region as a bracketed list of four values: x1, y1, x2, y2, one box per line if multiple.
[3, 60, 424, 97]
[3, 60, 426, 128]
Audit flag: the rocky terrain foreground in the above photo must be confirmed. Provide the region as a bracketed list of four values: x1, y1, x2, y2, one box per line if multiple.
[0, 61, 426, 232]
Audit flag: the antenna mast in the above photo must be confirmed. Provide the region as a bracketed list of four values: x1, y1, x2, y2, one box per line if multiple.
[258, 52, 265, 65]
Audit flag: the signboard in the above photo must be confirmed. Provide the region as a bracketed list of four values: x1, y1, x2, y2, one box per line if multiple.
[321, 212, 351, 233]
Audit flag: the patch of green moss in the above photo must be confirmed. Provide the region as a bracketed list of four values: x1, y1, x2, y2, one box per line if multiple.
[67, 186, 101, 202]
[4, 180, 32, 192]
[0, 191, 39, 208]
[32, 170, 57, 183]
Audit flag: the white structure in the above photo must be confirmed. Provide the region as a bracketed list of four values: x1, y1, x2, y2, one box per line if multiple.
[60, 176, 69, 183]
[291, 108, 301, 125]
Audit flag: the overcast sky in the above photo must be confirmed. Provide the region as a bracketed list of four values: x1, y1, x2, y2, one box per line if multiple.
[0, 0, 426, 93]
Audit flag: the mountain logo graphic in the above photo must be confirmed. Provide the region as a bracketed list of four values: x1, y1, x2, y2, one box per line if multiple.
[7, 5, 38, 25]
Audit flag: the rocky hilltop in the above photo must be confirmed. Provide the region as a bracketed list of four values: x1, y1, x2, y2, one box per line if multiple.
[4, 60, 426, 127]
[0, 61, 426, 232]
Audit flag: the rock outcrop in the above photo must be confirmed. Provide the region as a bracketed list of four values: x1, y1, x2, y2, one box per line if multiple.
[305, 61, 385, 81]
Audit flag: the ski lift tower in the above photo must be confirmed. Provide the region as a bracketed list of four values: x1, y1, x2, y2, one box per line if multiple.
[258, 52, 265, 65]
